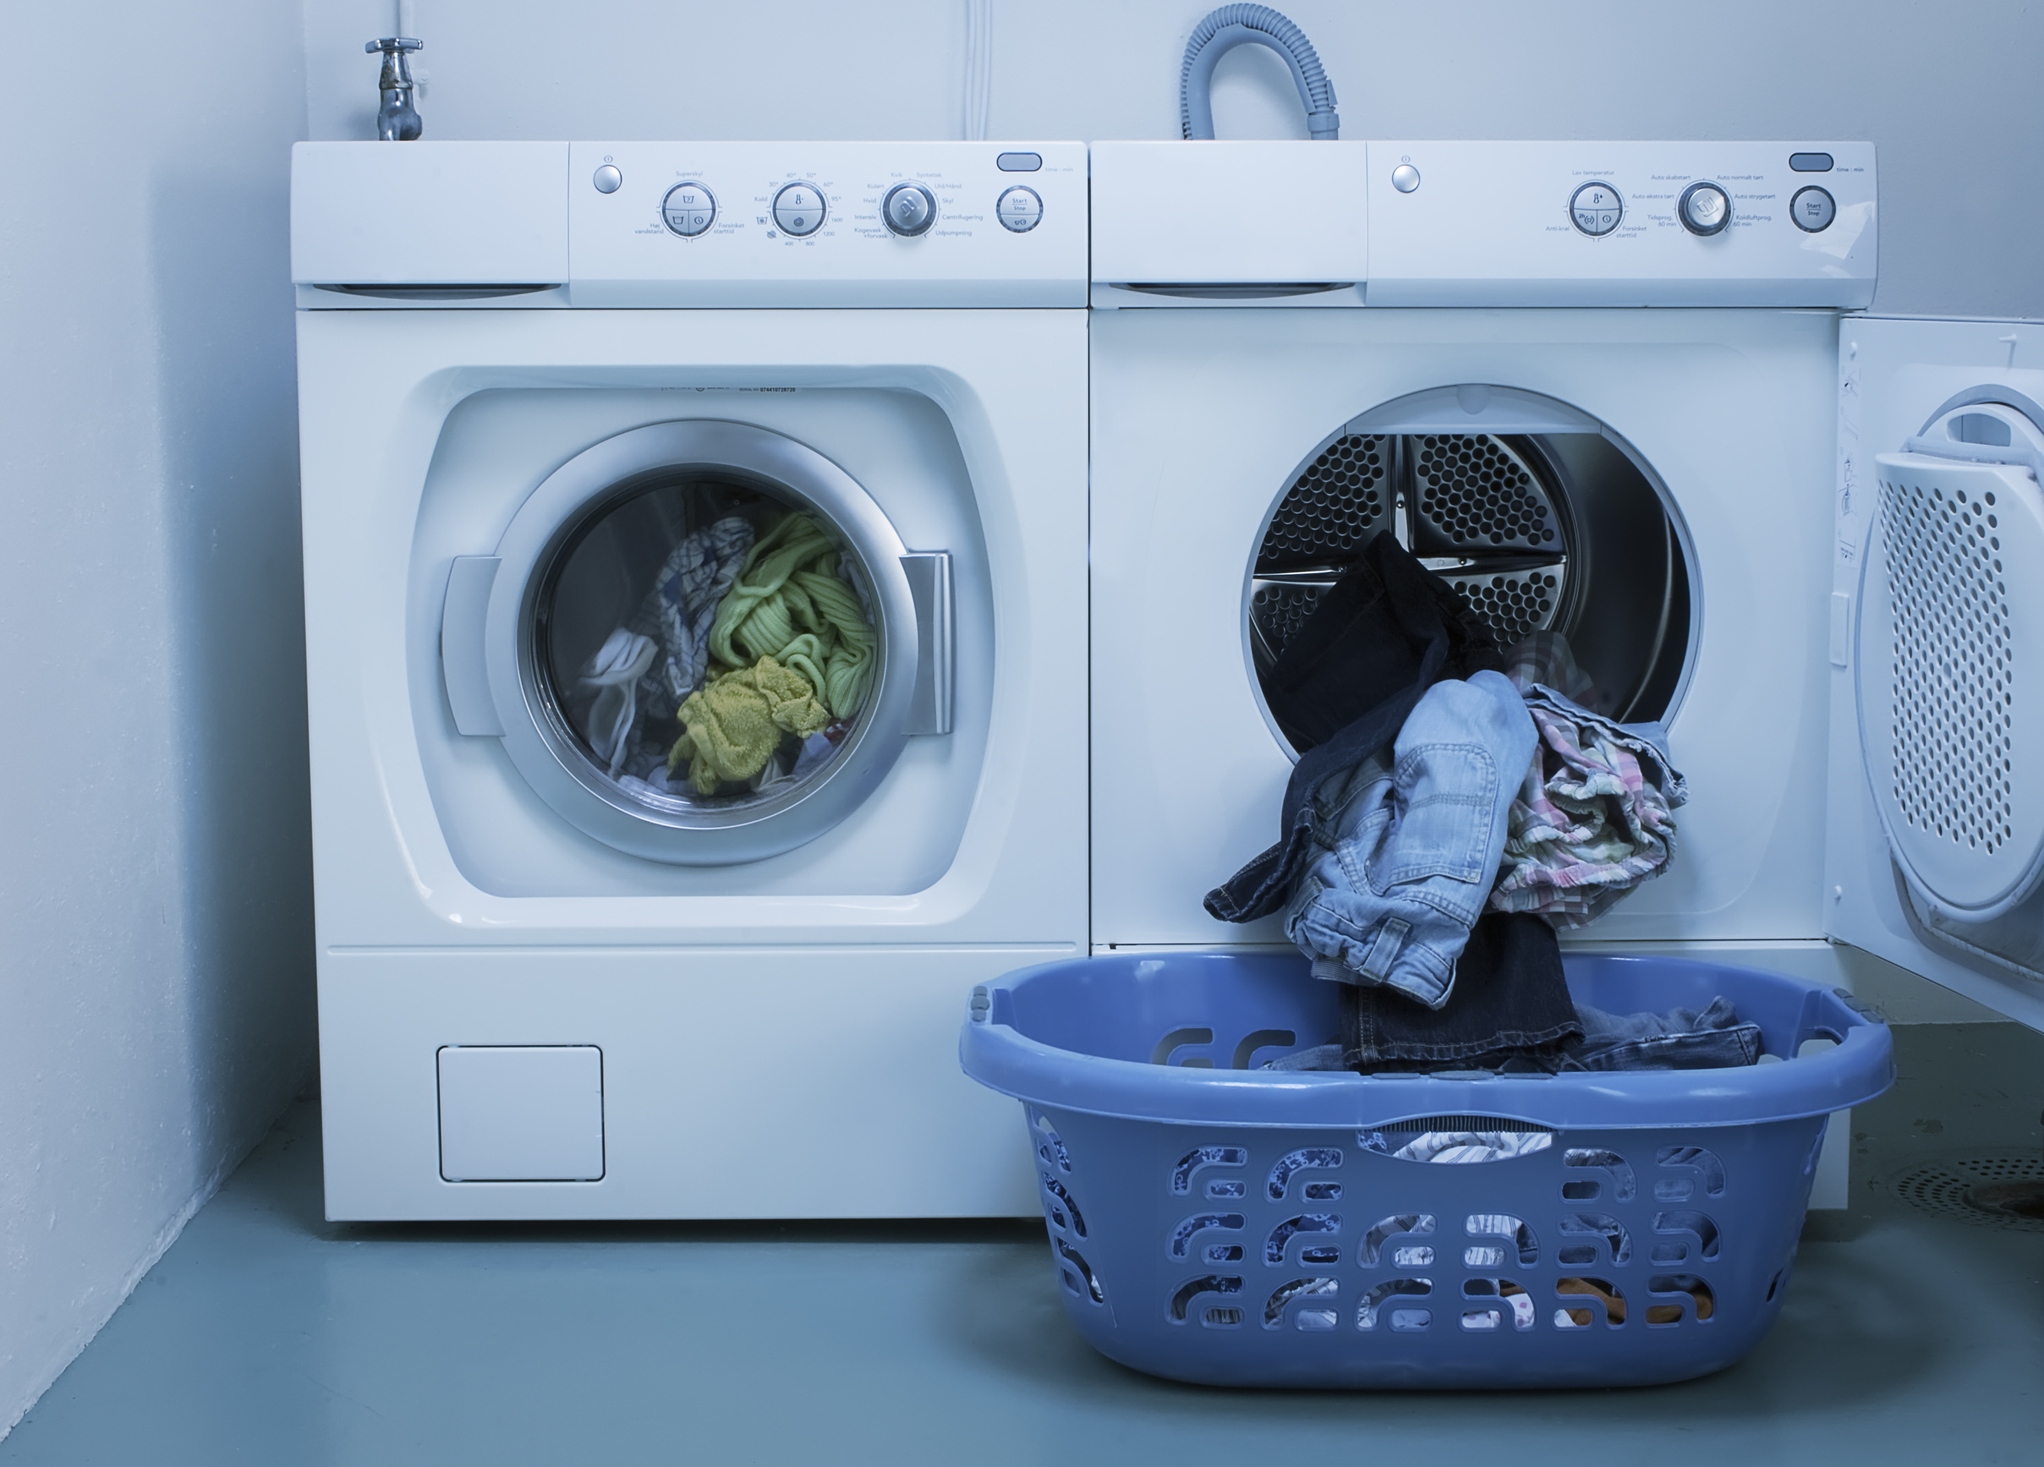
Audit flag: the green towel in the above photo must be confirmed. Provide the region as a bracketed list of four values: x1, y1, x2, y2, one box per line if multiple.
[668, 655, 832, 795]
[708, 512, 876, 717]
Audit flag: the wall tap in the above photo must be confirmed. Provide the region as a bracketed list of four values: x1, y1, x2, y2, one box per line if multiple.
[366, 37, 424, 142]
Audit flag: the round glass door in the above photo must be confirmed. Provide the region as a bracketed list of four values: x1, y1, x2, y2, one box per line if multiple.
[476, 420, 934, 865]
[539, 477, 873, 807]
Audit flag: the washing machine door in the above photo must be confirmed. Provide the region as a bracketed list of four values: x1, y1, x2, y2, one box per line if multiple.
[438, 420, 953, 865]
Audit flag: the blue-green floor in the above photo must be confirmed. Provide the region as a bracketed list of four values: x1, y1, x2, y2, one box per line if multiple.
[5, 1023, 2041, 1465]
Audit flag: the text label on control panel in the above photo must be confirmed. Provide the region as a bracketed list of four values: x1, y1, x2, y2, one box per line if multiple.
[773, 183, 826, 237]
[1571, 182, 1622, 237]
[662, 182, 716, 237]
[996, 186, 1042, 233]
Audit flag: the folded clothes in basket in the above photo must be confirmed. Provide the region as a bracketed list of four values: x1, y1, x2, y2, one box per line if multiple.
[1340, 911, 1582, 1069]
[1365, 1130, 1555, 1164]
[1553, 1276, 1717, 1328]
[1267, 993, 1763, 1074]
[1557, 996, 1762, 1072]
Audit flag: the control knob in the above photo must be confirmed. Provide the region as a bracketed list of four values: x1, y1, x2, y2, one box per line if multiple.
[662, 182, 716, 238]
[1679, 182, 1730, 236]
[1570, 182, 1622, 237]
[996, 186, 1042, 233]
[1791, 186, 1836, 232]
[772, 183, 826, 237]
[882, 182, 936, 237]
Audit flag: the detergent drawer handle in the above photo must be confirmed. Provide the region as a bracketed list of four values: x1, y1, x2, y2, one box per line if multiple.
[900, 551, 953, 736]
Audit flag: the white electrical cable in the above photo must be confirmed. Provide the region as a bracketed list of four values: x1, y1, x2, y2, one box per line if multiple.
[962, 0, 992, 141]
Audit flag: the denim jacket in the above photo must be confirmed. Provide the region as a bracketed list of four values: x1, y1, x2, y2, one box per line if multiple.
[1281, 671, 1536, 1010]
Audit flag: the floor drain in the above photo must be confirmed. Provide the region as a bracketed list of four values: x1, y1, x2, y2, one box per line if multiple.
[1888, 1152, 2044, 1231]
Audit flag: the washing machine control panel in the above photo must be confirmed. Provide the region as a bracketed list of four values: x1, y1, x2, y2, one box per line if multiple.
[568, 141, 1086, 306]
[1368, 139, 1876, 308]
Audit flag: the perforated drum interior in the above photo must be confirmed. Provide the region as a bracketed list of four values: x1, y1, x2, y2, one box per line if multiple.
[1858, 452, 2044, 919]
[1248, 404, 1689, 749]
[1250, 433, 1574, 661]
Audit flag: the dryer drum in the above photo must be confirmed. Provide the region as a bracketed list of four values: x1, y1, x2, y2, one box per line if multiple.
[1249, 426, 1689, 737]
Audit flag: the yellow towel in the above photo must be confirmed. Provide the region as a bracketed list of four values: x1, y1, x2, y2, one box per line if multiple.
[667, 656, 832, 795]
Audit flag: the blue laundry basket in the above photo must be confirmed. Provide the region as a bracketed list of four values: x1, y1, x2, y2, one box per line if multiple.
[960, 950, 1893, 1389]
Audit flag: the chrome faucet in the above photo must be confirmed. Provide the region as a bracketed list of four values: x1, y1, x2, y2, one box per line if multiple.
[366, 37, 424, 142]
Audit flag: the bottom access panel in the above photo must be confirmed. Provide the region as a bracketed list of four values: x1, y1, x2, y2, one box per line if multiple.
[318, 944, 1068, 1221]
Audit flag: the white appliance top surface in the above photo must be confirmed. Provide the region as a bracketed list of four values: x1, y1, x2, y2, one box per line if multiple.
[291, 140, 1087, 308]
[1090, 139, 1875, 309]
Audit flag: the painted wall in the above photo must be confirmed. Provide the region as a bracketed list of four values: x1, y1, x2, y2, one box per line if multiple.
[0, 1, 315, 1438]
[306, 0, 2044, 318]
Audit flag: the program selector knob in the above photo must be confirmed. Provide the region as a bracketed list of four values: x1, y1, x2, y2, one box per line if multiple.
[1679, 182, 1731, 236]
[773, 183, 826, 237]
[883, 182, 936, 237]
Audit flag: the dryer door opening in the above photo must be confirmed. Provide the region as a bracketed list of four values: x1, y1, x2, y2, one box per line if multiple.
[444, 419, 951, 866]
[1245, 386, 1692, 753]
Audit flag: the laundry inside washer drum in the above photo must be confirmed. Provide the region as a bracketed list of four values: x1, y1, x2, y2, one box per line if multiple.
[536, 474, 875, 811]
[1250, 429, 1690, 736]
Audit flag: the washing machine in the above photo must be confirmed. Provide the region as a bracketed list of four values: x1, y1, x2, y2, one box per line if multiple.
[291, 140, 1088, 1219]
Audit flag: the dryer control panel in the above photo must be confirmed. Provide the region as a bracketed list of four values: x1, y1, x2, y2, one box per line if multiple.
[1367, 140, 1876, 308]
[568, 141, 1086, 307]
[1086, 139, 1874, 310]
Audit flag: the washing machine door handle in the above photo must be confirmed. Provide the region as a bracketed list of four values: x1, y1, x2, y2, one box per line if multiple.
[440, 556, 504, 737]
[900, 551, 954, 736]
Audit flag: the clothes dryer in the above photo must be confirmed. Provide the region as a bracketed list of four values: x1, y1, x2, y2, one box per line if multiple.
[1089, 141, 1898, 1013]
[1093, 138, 2044, 1047]
[292, 141, 1088, 1219]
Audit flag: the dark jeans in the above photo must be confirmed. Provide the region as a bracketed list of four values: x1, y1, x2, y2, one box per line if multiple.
[1555, 996, 1763, 1072]
[1341, 912, 1583, 1069]
[1271, 965, 1764, 1075]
